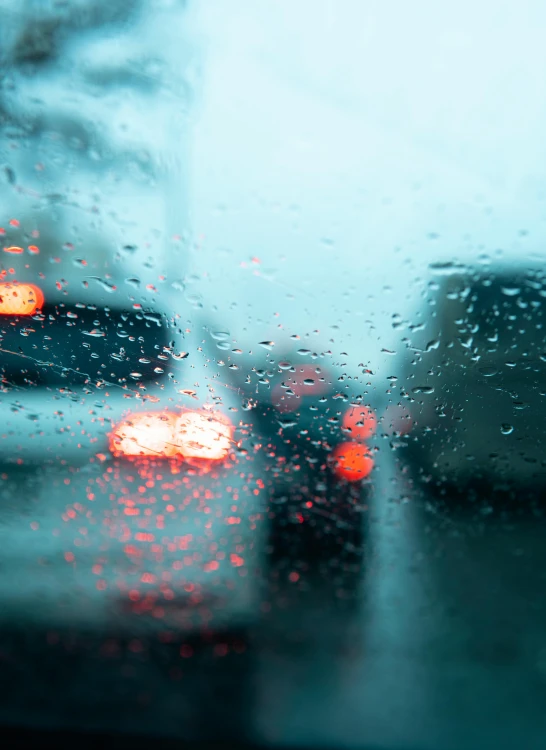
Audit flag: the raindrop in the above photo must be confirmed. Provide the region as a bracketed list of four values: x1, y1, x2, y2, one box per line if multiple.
[259, 341, 274, 350]
[412, 386, 434, 394]
[83, 329, 106, 337]
[429, 261, 469, 275]
[501, 286, 521, 297]
[2, 165, 15, 184]
[501, 423, 514, 435]
[303, 378, 315, 387]
[87, 276, 116, 293]
[297, 349, 311, 355]
[479, 366, 498, 377]
[277, 417, 298, 428]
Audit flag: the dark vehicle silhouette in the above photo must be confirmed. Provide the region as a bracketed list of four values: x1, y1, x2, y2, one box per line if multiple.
[222, 340, 376, 571]
[390, 264, 546, 498]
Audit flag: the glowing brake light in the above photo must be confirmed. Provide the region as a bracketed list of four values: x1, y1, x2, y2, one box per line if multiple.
[109, 412, 177, 458]
[109, 410, 233, 462]
[342, 405, 377, 440]
[332, 441, 374, 482]
[0, 283, 44, 315]
[172, 411, 232, 460]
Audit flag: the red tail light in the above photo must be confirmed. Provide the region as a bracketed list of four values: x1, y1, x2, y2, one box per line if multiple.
[332, 441, 374, 482]
[172, 411, 233, 460]
[0, 282, 44, 315]
[109, 410, 233, 461]
[342, 405, 377, 440]
[109, 412, 177, 458]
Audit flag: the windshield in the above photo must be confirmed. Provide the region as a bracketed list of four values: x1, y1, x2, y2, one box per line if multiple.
[1, 2, 546, 750]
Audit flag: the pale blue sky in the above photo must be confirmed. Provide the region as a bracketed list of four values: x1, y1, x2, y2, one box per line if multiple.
[190, 0, 546, 370]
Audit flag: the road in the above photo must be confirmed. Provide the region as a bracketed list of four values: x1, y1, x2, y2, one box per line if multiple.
[1, 449, 545, 749]
[254, 448, 546, 750]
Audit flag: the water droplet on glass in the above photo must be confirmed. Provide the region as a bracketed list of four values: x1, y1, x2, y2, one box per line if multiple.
[501, 423, 514, 435]
[259, 341, 275, 350]
[412, 386, 434, 394]
[88, 276, 116, 293]
[429, 261, 468, 275]
[83, 329, 106, 337]
[479, 366, 498, 377]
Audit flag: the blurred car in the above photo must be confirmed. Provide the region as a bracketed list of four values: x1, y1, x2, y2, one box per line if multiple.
[0, 227, 269, 638]
[0, 2, 269, 640]
[389, 263, 546, 493]
[222, 339, 376, 565]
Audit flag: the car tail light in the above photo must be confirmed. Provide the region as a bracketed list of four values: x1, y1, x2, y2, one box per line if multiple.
[0, 282, 44, 315]
[342, 405, 377, 440]
[172, 411, 232, 460]
[109, 412, 177, 458]
[332, 441, 374, 482]
[109, 409, 233, 462]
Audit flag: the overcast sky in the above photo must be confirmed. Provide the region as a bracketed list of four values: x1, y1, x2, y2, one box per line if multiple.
[188, 0, 546, 372]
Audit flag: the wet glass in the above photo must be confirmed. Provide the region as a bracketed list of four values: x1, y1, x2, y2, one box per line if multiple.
[2, 2, 546, 749]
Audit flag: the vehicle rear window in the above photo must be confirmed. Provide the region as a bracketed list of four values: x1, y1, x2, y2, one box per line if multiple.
[0, 304, 172, 389]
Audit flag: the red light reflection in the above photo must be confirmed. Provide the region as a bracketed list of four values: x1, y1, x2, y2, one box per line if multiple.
[109, 409, 233, 463]
[332, 441, 374, 482]
[342, 405, 377, 440]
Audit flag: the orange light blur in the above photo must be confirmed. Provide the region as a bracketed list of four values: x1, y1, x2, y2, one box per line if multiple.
[109, 412, 177, 457]
[173, 411, 233, 460]
[0, 282, 44, 315]
[342, 405, 377, 440]
[109, 409, 233, 462]
[332, 441, 374, 482]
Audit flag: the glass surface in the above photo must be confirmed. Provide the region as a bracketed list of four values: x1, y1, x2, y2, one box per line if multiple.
[1, 2, 546, 749]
